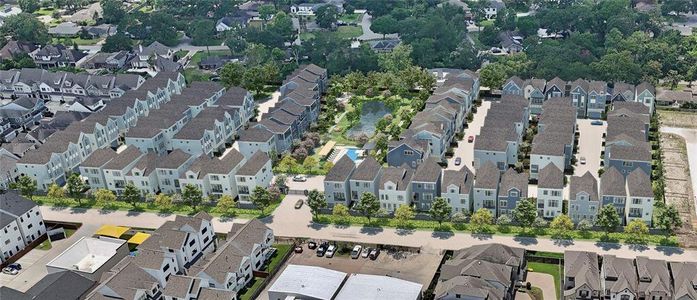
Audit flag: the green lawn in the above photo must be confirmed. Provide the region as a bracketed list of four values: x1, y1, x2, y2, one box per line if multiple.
[266, 244, 292, 273]
[190, 49, 232, 66]
[37, 240, 52, 250]
[239, 277, 265, 300]
[339, 13, 362, 23]
[335, 26, 363, 39]
[34, 7, 57, 16]
[299, 32, 316, 41]
[528, 262, 562, 297]
[183, 68, 212, 83]
[52, 37, 102, 46]
[34, 195, 281, 219]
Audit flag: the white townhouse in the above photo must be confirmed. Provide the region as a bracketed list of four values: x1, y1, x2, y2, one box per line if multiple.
[124, 153, 161, 195]
[568, 172, 600, 224]
[79, 148, 118, 190]
[226, 219, 274, 271]
[102, 146, 146, 194]
[237, 127, 276, 159]
[179, 149, 246, 199]
[441, 166, 474, 214]
[235, 151, 272, 204]
[378, 166, 414, 213]
[472, 161, 501, 215]
[537, 164, 564, 218]
[155, 150, 194, 194]
[625, 169, 654, 225]
[348, 156, 383, 204]
[0, 191, 46, 263]
[214, 86, 255, 124]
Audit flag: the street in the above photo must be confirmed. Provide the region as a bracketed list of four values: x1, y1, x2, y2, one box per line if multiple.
[660, 127, 697, 215]
[446, 101, 491, 171]
[357, 13, 399, 41]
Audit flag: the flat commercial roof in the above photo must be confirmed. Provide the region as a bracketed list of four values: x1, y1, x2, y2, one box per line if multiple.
[46, 237, 125, 274]
[334, 274, 423, 300]
[268, 264, 346, 300]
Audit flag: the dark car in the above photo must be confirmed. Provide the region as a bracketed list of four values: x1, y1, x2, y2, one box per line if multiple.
[454, 157, 461, 166]
[467, 136, 474, 143]
[316, 242, 329, 257]
[308, 241, 317, 249]
[7, 263, 22, 270]
[294, 246, 303, 253]
[294, 199, 304, 209]
[369, 248, 380, 260]
[591, 120, 604, 126]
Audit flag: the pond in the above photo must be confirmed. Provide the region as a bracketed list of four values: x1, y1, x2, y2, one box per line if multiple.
[345, 101, 391, 139]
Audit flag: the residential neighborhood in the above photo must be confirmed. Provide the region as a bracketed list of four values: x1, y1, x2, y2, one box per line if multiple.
[1, 0, 697, 299]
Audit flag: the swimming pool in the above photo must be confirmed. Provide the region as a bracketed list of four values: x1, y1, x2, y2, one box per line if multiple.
[346, 148, 359, 161]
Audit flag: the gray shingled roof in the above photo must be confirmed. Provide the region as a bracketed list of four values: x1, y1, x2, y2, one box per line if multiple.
[626, 168, 652, 198]
[412, 158, 442, 183]
[442, 166, 474, 194]
[435, 276, 505, 300]
[499, 168, 528, 196]
[162, 275, 195, 298]
[570, 172, 598, 202]
[380, 167, 414, 191]
[350, 156, 382, 181]
[602, 255, 638, 294]
[451, 243, 525, 268]
[81, 148, 117, 168]
[186, 149, 245, 177]
[103, 146, 144, 170]
[635, 257, 671, 296]
[325, 155, 355, 182]
[236, 151, 270, 176]
[238, 127, 274, 143]
[538, 164, 564, 189]
[563, 251, 600, 297]
[0, 190, 37, 216]
[474, 161, 500, 189]
[601, 167, 625, 196]
[669, 262, 697, 300]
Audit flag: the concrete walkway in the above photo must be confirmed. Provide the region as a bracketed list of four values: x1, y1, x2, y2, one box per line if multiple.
[527, 272, 558, 300]
[661, 127, 697, 215]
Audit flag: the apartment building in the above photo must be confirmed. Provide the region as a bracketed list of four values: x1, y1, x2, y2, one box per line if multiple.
[0, 191, 45, 263]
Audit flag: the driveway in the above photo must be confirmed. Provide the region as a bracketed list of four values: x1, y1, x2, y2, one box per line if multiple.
[282, 174, 326, 193]
[574, 119, 606, 180]
[661, 127, 697, 214]
[357, 13, 398, 41]
[527, 272, 558, 300]
[447, 101, 491, 171]
[257, 91, 281, 121]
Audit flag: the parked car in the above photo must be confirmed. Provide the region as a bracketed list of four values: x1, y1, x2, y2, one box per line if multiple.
[294, 199, 304, 209]
[325, 245, 336, 258]
[293, 175, 307, 182]
[369, 248, 380, 260]
[454, 157, 461, 166]
[579, 157, 586, 164]
[468, 135, 474, 143]
[362, 247, 372, 258]
[308, 241, 317, 249]
[2, 267, 18, 275]
[7, 263, 21, 270]
[351, 245, 362, 259]
[294, 246, 303, 253]
[316, 243, 328, 257]
[591, 120, 604, 126]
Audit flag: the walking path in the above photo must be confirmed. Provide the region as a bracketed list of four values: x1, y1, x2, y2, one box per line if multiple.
[660, 127, 697, 215]
[40, 195, 697, 262]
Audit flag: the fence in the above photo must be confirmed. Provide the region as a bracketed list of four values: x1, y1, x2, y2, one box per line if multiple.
[245, 242, 296, 300]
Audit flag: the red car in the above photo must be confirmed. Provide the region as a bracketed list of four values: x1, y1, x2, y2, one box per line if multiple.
[467, 136, 474, 143]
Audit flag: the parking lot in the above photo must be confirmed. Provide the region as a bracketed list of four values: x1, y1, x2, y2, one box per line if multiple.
[447, 101, 491, 171]
[257, 243, 444, 300]
[574, 119, 607, 179]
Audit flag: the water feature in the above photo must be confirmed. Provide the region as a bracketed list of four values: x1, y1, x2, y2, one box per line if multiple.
[345, 101, 391, 138]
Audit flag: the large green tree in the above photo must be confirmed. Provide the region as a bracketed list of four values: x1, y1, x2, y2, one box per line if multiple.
[102, 32, 133, 52]
[429, 197, 452, 225]
[182, 184, 203, 211]
[100, 0, 126, 24]
[66, 173, 87, 205]
[356, 192, 380, 222]
[249, 186, 272, 214]
[121, 183, 142, 209]
[306, 189, 327, 220]
[596, 204, 621, 234]
[513, 198, 538, 228]
[316, 5, 339, 28]
[14, 175, 37, 200]
[18, 0, 40, 13]
[654, 204, 682, 235]
[0, 13, 49, 44]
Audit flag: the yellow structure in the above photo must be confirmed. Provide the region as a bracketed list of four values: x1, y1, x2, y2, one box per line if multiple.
[318, 141, 336, 159]
[126, 232, 151, 245]
[94, 225, 130, 238]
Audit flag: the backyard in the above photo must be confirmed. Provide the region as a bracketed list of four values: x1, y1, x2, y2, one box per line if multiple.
[527, 261, 562, 298]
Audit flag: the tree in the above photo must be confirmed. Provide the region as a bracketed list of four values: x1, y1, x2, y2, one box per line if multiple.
[625, 219, 649, 244]
[394, 205, 415, 227]
[226, 37, 247, 56]
[577, 219, 593, 232]
[306, 189, 327, 220]
[451, 212, 468, 228]
[479, 25, 501, 47]
[182, 184, 203, 211]
[0, 13, 49, 44]
[154, 194, 173, 211]
[47, 183, 64, 199]
[480, 63, 507, 88]
[470, 208, 493, 232]
[100, 0, 125, 24]
[250, 186, 272, 214]
[66, 173, 86, 205]
[370, 15, 399, 38]
[219, 62, 245, 87]
[654, 204, 682, 235]
[14, 175, 36, 200]
[188, 19, 216, 47]
[18, 0, 40, 13]
[550, 214, 574, 238]
[216, 194, 237, 216]
[596, 204, 621, 234]
[94, 189, 116, 205]
[303, 156, 318, 170]
[378, 44, 413, 73]
[102, 32, 133, 52]
[356, 192, 380, 222]
[121, 183, 141, 209]
[513, 199, 537, 228]
[333, 203, 350, 223]
[534, 217, 548, 229]
[258, 4, 276, 22]
[274, 174, 288, 192]
[316, 5, 339, 28]
[429, 197, 452, 225]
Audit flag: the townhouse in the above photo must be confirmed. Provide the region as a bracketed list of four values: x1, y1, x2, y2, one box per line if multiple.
[379, 166, 415, 213]
[0, 96, 46, 128]
[600, 167, 628, 220]
[530, 97, 576, 179]
[586, 80, 608, 119]
[568, 171, 599, 224]
[635, 256, 672, 300]
[348, 156, 383, 203]
[545, 77, 567, 99]
[130, 41, 174, 69]
[625, 168, 654, 225]
[179, 149, 246, 199]
[524, 78, 546, 115]
[0, 191, 46, 263]
[411, 158, 442, 211]
[611, 82, 635, 102]
[635, 82, 655, 114]
[537, 164, 564, 218]
[563, 251, 601, 300]
[386, 134, 429, 168]
[472, 161, 501, 215]
[669, 261, 697, 299]
[79, 148, 118, 190]
[569, 79, 589, 118]
[30, 44, 86, 69]
[602, 255, 638, 300]
[237, 127, 276, 159]
[604, 106, 651, 177]
[435, 244, 526, 300]
[441, 166, 474, 214]
[124, 152, 162, 195]
[156, 150, 195, 194]
[235, 151, 273, 204]
[473, 95, 528, 170]
[324, 155, 356, 207]
[497, 168, 528, 217]
[102, 146, 147, 194]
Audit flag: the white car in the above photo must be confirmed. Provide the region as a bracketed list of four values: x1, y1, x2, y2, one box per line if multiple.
[293, 175, 307, 182]
[350, 245, 362, 259]
[2, 267, 18, 275]
[579, 157, 586, 165]
[325, 245, 336, 258]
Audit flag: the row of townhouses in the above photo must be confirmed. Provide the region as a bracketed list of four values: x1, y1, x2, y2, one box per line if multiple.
[473, 94, 529, 171]
[502, 76, 655, 117]
[434, 243, 527, 300]
[237, 64, 327, 157]
[387, 69, 480, 168]
[85, 214, 274, 300]
[0, 191, 46, 263]
[564, 251, 697, 300]
[14, 72, 186, 191]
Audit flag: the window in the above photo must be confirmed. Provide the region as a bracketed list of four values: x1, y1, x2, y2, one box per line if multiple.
[163, 264, 170, 272]
[510, 191, 518, 197]
[632, 198, 642, 205]
[622, 161, 634, 167]
[549, 200, 560, 208]
[189, 239, 195, 247]
[404, 150, 413, 156]
[484, 190, 493, 197]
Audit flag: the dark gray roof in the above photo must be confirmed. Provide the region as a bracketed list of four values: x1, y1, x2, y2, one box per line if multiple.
[216, 86, 249, 107]
[238, 127, 274, 142]
[612, 101, 649, 115]
[435, 276, 504, 300]
[474, 161, 500, 189]
[635, 257, 671, 296]
[452, 243, 525, 268]
[380, 167, 413, 191]
[0, 211, 16, 229]
[197, 287, 236, 300]
[325, 155, 355, 182]
[499, 168, 528, 195]
[442, 166, 474, 194]
[162, 275, 195, 298]
[538, 164, 564, 189]
[412, 158, 442, 183]
[570, 172, 598, 202]
[626, 168, 652, 198]
[601, 167, 625, 196]
[81, 148, 117, 168]
[350, 156, 382, 181]
[546, 77, 567, 92]
[20, 270, 95, 300]
[564, 251, 600, 297]
[602, 255, 638, 294]
[0, 190, 37, 216]
[236, 151, 270, 176]
[588, 80, 607, 93]
[669, 262, 697, 300]
[474, 125, 517, 151]
[186, 149, 245, 177]
[157, 149, 191, 169]
[636, 82, 655, 95]
[226, 219, 270, 254]
[103, 146, 144, 170]
[570, 78, 589, 92]
[610, 142, 651, 162]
